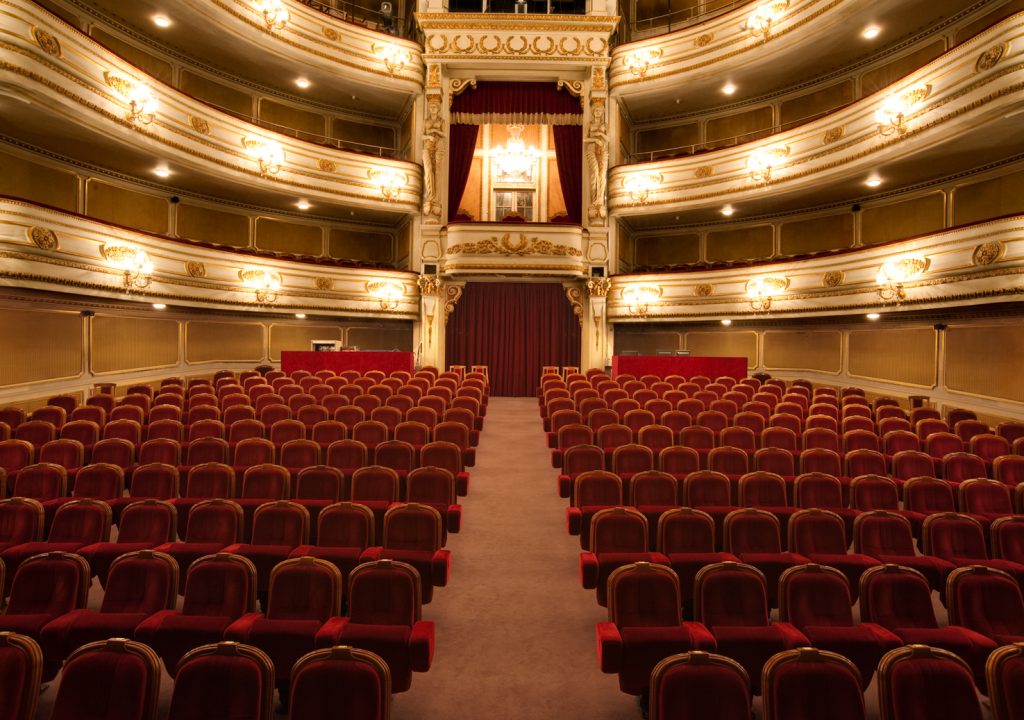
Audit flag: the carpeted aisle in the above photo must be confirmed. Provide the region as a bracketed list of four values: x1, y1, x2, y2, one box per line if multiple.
[392, 397, 637, 720]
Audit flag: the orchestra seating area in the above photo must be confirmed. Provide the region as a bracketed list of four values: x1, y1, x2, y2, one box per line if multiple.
[0, 365, 490, 719]
[540, 367, 1024, 718]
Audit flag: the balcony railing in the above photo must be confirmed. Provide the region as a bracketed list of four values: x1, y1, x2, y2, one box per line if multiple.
[296, 0, 415, 38]
[442, 0, 591, 14]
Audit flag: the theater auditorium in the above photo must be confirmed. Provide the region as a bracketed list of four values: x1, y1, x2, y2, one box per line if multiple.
[1, 0, 1024, 717]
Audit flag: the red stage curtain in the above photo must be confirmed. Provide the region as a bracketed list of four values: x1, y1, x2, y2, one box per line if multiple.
[448, 124, 480, 222]
[450, 81, 582, 125]
[552, 125, 583, 224]
[446, 283, 581, 397]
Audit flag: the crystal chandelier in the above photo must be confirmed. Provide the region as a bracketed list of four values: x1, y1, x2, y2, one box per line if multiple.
[491, 125, 542, 183]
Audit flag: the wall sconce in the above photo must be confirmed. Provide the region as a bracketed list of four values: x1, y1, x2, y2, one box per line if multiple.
[367, 280, 404, 310]
[126, 84, 158, 125]
[746, 276, 788, 312]
[622, 173, 662, 205]
[624, 48, 661, 78]
[875, 85, 931, 136]
[243, 137, 285, 176]
[746, 1, 788, 39]
[102, 243, 154, 291]
[876, 256, 928, 303]
[622, 284, 661, 318]
[255, 0, 289, 31]
[373, 43, 411, 75]
[240, 268, 282, 303]
[369, 168, 407, 201]
[747, 145, 790, 182]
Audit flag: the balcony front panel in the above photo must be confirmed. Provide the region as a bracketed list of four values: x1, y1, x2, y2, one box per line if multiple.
[442, 222, 587, 277]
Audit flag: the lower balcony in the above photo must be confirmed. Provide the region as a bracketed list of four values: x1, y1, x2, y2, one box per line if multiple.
[442, 222, 587, 277]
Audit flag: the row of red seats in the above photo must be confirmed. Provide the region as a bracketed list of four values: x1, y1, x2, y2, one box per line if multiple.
[1, 635, 392, 720]
[599, 560, 1024, 719]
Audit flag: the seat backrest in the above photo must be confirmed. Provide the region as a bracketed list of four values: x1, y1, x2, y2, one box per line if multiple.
[326, 439, 368, 470]
[251, 501, 309, 546]
[382, 503, 443, 552]
[48, 639, 162, 720]
[657, 508, 716, 555]
[288, 646, 391, 720]
[854, 511, 916, 557]
[6, 551, 90, 617]
[859, 565, 938, 630]
[317, 503, 374, 550]
[406, 467, 456, 506]
[902, 476, 954, 515]
[659, 446, 699, 478]
[850, 474, 899, 511]
[788, 509, 848, 556]
[694, 562, 770, 627]
[185, 500, 243, 544]
[631, 471, 678, 507]
[181, 553, 257, 617]
[793, 472, 842, 509]
[0, 497, 44, 545]
[708, 447, 748, 477]
[762, 647, 864, 720]
[347, 560, 421, 627]
[295, 466, 344, 502]
[946, 565, 1024, 639]
[960, 478, 1012, 515]
[589, 507, 649, 554]
[988, 644, 1024, 720]
[12, 462, 67, 501]
[943, 452, 988, 484]
[753, 447, 795, 477]
[101, 550, 178, 614]
[682, 470, 731, 508]
[991, 516, 1024, 564]
[118, 500, 177, 544]
[351, 466, 400, 503]
[607, 562, 681, 628]
[0, 631, 42, 720]
[738, 471, 787, 507]
[48, 499, 111, 543]
[74, 462, 125, 499]
[923, 513, 988, 562]
[266, 557, 341, 622]
[877, 646, 983, 720]
[184, 462, 235, 498]
[240, 464, 290, 500]
[573, 470, 622, 508]
[168, 642, 275, 720]
[778, 563, 855, 628]
[649, 652, 751, 720]
[724, 509, 782, 554]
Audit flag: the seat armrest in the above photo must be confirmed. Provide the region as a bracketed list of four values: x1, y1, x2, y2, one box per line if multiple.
[567, 507, 582, 536]
[446, 504, 462, 534]
[580, 552, 598, 589]
[596, 622, 623, 674]
[432, 549, 451, 586]
[409, 621, 435, 672]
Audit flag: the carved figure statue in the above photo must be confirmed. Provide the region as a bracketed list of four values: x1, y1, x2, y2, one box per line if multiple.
[422, 96, 445, 219]
[584, 101, 609, 222]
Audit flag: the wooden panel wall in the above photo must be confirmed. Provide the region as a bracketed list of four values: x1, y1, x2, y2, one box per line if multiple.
[685, 331, 759, 368]
[945, 324, 1024, 403]
[0, 310, 83, 387]
[185, 321, 265, 364]
[91, 315, 179, 374]
[845, 327, 937, 386]
[269, 324, 343, 362]
[763, 330, 842, 373]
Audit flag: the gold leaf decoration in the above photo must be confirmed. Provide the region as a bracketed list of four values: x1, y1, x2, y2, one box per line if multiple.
[822, 127, 845, 144]
[314, 277, 333, 291]
[446, 233, 583, 257]
[28, 226, 58, 250]
[323, 27, 339, 41]
[185, 261, 206, 278]
[822, 270, 844, 287]
[318, 159, 337, 173]
[443, 284, 463, 324]
[32, 27, 61, 57]
[694, 166, 714, 179]
[694, 33, 714, 47]
[103, 72, 134, 97]
[972, 241, 1004, 266]
[586, 277, 611, 297]
[694, 283, 713, 297]
[565, 287, 584, 327]
[189, 116, 211, 135]
[976, 44, 1006, 72]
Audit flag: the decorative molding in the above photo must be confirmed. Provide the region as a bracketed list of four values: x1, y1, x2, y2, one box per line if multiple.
[443, 284, 463, 324]
[449, 78, 477, 97]
[317, 159, 337, 173]
[972, 240, 1005, 266]
[314, 276, 333, 291]
[822, 270, 844, 287]
[426, 64, 441, 88]
[446, 233, 584, 257]
[184, 261, 206, 278]
[416, 274, 443, 295]
[694, 33, 714, 48]
[977, 43, 1007, 72]
[694, 283, 713, 297]
[694, 166, 714, 179]
[586, 277, 612, 297]
[822, 127, 845, 144]
[566, 286, 584, 327]
[31, 26, 61, 57]
[27, 226, 58, 250]
[189, 116, 210, 135]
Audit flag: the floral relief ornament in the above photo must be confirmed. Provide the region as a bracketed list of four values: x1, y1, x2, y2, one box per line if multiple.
[32, 27, 61, 56]
[446, 233, 582, 257]
[28, 227, 59, 250]
[694, 283, 713, 297]
[976, 44, 1006, 72]
[822, 270, 844, 287]
[314, 277, 333, 291]
[972, 241, 1004, 266]
[185, 261, 206, 278]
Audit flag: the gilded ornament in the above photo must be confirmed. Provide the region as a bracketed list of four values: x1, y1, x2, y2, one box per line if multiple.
[694, 33, 714, 47]
[450, 78, 476, 97]
[694, 166, 714, 179]
[972, 241, 1004, 266]
[822, 127, 845, 144]
[103, 72, 134, 98]
[822, 270, 844, 288]
[32, 27, 62, 57]
[586, 277, 611, 297]
[185, 261, 206, 278]
[28, 226, 58, 250]
[591, 66, 606, 90]
[558, 80, 585, 97]
[446, 233, 583, 257]
[565, 287, 584, 327]
[417, 275, 443, 295]
[314, 277, 333, 291]
[443, 284, 463, 324]
[694, 283, 713, 297]
[976, 44, 1006, 72]
[323, 26, 339, 41]
[189, 116, 211, 135]
[426, 65, 441, 87]
[317, 159, 337, 173]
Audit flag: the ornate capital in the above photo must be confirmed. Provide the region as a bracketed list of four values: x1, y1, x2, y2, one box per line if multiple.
[586, 277, 611, 297]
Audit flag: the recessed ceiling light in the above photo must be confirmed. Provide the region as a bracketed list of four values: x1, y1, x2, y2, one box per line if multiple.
[296, 200, 311, 210]
[721, 205, 735, 217]
[152, 303, 167, 310]
[295, 313, 306, 319]
[866, 312, 881, 320]
[866, 176, 882, 187]
[152, 15, 172, 28]
[862, 25, 881, 39]
[721, 319, 732, 326]
[722, 82, 737, 95]
[153, 165, 171, 178]
[295, 78, 311, 89]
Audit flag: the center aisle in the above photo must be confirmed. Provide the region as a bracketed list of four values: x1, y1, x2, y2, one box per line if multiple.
[393, 397, 637, 720]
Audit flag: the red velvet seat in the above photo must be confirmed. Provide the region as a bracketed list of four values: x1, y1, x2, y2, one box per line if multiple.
[738, 471, 796, 535]
[47, 638, 162, 720]
[222, 501, 310, 599]
[11, 462, 67, 529]
[236, 465, 290, 541]
[787, 509, 879, 601]
[923, 513, 1024, 588]
[693, 562, 808, 694]
[567, 471, 623, 550]
[947, 565, 1024, 646]
[435, 421, 476, 466]
[877, 645, 984, 720]
[79, 500, 176, 585]
[994, 454, 1024, 487]
[135, 554, 259, 675]
[656, 508, 738, 613]
[596, 563, 716, 696]
[580, 508, 669, 607]
[612, 444, 654, 495]
[778, 563, 899, 687]
[992, 516, 1024, 564]
[39, 439, 84, 486]
[279, 439, 320, 481]
[375, 440, 416, 485]
[420, 441, 469, 497]
[860, 564, 997, 685]
[156, 499, 244, 592]
[681, 470, 736, 547]
[326, 439, 368, 484]
[648, 651, 751, 720]
[0, 499, 110, 588]
[172, 462, 235, 538]
[406, 466, 461, 541]
[56, 462, 125, 518]
[959, 478, 1014, 527]
[289, 646, 391, 720]
[351, 466, 399, 545]
[361, 504, 450, 604]
[723, 509, 808, 608]
[293, 465, 344, 536]
[0, 440, 34, 493]
[944, 452, 988, 487]
[314, 559, 433, 693]
[659, 446, 699, 483]
[761, 647, 865, 720]
[0, 497, 44, 557]
[987, 643, 1024, 720]
[289, 502, 374, 597]
[902, 476, 956, 534]
[167, 641, 275, 720]
[792, 471, 858, 536]
[0, 631, 42, 720]
[39, 550, 177, 667]
[630, 470, 679, 547]
[109, 463, 179, 523]
[854, 510, 954, 592]
[225, 556, 342, 694]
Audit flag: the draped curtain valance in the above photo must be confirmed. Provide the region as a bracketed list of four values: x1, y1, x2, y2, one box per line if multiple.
[450, 81, 583, 126]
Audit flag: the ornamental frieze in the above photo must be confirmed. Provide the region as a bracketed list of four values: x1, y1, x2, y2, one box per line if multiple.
[446, 233, 583, 257]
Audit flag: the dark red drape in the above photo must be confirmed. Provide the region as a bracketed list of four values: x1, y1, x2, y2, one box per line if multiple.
[450, 81, 582, 123]
[552, 125, 583, 224]
[446, 283, 581, 397]
[447, 124, 479, 222]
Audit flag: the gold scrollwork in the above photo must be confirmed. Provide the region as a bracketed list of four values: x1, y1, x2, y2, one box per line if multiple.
[558, 80, 585, 97]
[822, 270, 844, 288]
[531, 37, 557, 56]
[444, 284, 463, 324]
[317, 159, 337, 173]
[586, 277, 611, 297]
[315, 277, 334, 291]
[28, 226, 58, 250]
[450, 78, 477, 97]
[323, 27, 339, 41]
[694, 283, 713, 297]
[694, 33, 714, 47]
[452, 35, 475, 54]
[559, 37, 583, 56]
[822, 127, 845, 144]
[102, 72, 134, 98]
[505, 35, 529, 55]
[446, 233, 583, 257]
[972, 240, 1005, 266]
[32, 27, 62, 57]
[694, 166, 714, 179]
[189, 116, 211, 135]
[479, 35, 503, 53]
[565, 287, 584, 327]
[185, 261, 206, 278]
[976, 44, 1007, 72]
